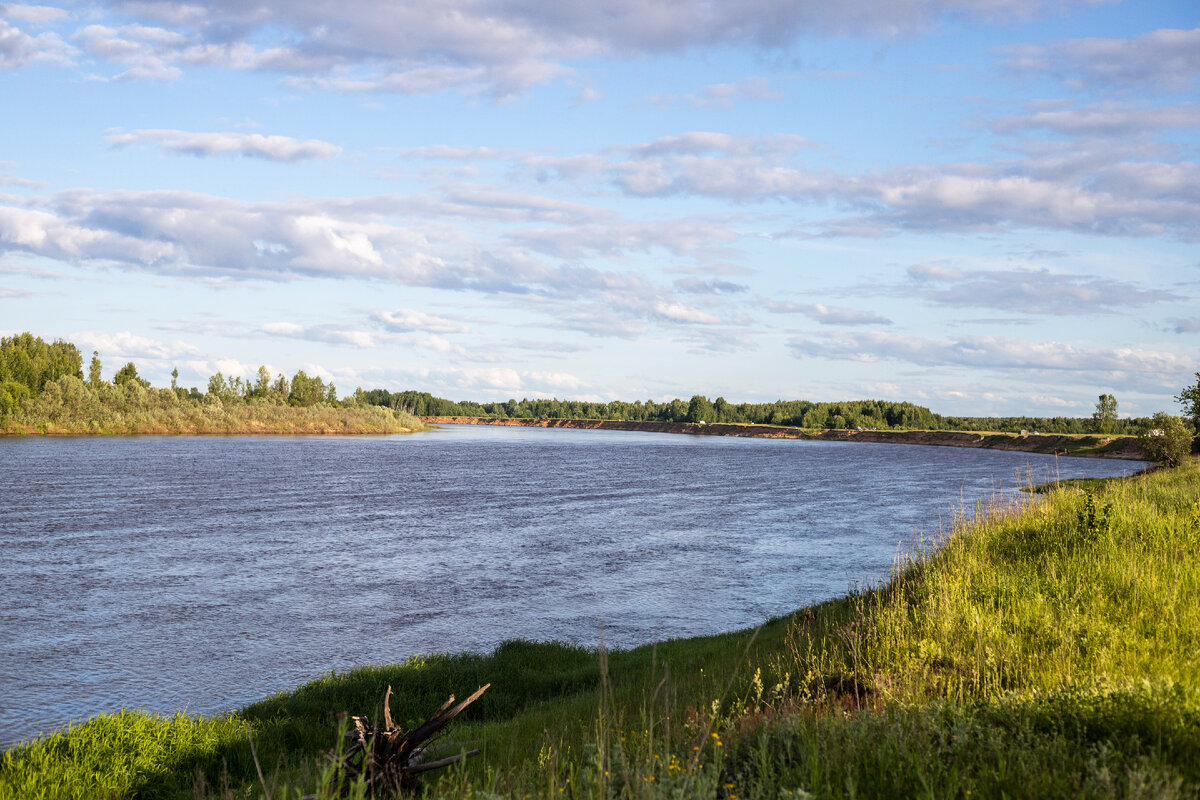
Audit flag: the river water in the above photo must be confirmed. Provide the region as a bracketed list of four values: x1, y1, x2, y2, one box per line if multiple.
[0, 425, 1145, 745]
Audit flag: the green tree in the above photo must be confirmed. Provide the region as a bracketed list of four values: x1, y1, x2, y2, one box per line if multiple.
[0, 332, 83, 392]
[88, 351, 103, 389]
[252, 366, 271, 398]
[0, 380, 30, 420]
[289, 370, 329, 407]
[687, 394, 715, 423]
[1092, 393, 1118, 433]
[170, 367, 179, 392]
[207, 372, 230, 400]
[1139, 412, 1193, 466]
[1177, 373, 1200, 452]
[113, 362, 150, 388]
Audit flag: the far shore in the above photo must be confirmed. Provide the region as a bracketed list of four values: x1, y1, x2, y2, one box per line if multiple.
[422, 416, 1148, 460]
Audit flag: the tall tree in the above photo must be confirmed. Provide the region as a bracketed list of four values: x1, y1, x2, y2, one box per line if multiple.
[89, 351, 103, 389]
[113, 362, 150, 388]
[253, 366, 271, 398]
[686, 394, 715, 423]
[1092, 394, 1118, 434]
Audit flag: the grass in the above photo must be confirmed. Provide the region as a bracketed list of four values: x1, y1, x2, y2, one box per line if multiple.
[3, 460, 1197, 799]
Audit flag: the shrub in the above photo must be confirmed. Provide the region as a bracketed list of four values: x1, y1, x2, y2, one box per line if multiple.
[1138, 412, 1193, 466]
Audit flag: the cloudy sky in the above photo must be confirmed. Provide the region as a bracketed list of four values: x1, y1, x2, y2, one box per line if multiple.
[1, 0, 1197, 416]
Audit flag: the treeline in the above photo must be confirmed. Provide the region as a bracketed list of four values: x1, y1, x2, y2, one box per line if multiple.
[1, 333, 422, 435]
[361, 389, 1152, 435]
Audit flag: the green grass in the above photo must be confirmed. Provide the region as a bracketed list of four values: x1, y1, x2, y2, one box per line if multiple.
[4, 461, 1197, 799]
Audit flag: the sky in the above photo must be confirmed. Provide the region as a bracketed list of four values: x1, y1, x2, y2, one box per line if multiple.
[1, 0, 1197, 417]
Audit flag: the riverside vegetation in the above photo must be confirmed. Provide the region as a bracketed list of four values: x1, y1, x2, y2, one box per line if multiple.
[362, 389, 1165, 437]
[0, 333, 422, 435]
[3, 458, 1197, 799]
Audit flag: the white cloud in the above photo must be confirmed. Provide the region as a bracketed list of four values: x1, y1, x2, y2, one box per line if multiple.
[907, 263, 965, 282]
[108, 129, 342, 162]
[788, 330, 1191, 378]
[765, 301, 892, 325]
[1003, 26, 1200, 92]
[652, 300, 721, 324]
[3, 5, 70, 24]
[548, 134, 1200, 239]
[898, 266, 1178, 315]
[259, 322, 379, 348]
[372, 308, 468, 334]
[71, 330, 202, 360]
[993, 101, 1200, 137]
[0, 18, 74, 68]
[21, 1, 1109, 93]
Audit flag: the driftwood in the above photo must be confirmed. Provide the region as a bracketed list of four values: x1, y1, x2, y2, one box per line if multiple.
[329, 683, 490, 796]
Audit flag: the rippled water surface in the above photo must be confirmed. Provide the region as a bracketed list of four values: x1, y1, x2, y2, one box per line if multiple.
[0, 425, 1146, 744]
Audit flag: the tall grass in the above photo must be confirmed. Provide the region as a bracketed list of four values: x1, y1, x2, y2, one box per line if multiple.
[3, 461, 1196, 798]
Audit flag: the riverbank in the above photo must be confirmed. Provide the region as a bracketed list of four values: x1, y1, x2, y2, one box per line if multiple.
[4, 459, 1195, 799]
[422, 416, 1146, 459]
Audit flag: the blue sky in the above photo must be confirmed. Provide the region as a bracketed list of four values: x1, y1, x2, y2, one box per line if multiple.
[1, 0, 1197, 416]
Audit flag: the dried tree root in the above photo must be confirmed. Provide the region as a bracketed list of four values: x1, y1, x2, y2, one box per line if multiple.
[325, 683, 490, 796]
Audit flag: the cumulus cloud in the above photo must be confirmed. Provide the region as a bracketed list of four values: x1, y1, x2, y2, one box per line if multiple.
[1002, 26, 1200, 92]
[0, 18, 74, 68]
[765, 301, 892, 325]
[108, 129, 341, 162]
[71, 330, 202, 360]
[0, 188, 741, 342]
[900, 265, 1177, 315]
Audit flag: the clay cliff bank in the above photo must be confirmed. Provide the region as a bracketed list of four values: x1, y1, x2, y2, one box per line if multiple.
[420, 417, 1147, 460]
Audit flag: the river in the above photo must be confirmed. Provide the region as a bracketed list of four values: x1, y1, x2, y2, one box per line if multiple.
[0, 425, 1146, 745]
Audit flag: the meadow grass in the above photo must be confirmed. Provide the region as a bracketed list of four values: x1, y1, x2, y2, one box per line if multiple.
[3, 460, 1197, 799]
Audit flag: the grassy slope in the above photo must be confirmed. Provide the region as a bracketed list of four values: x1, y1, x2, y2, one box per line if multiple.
[3, 462, 1197, 799]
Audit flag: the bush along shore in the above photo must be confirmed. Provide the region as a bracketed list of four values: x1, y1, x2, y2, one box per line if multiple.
[0, 333, 423, 435]
[3, 459, 1197, 799]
